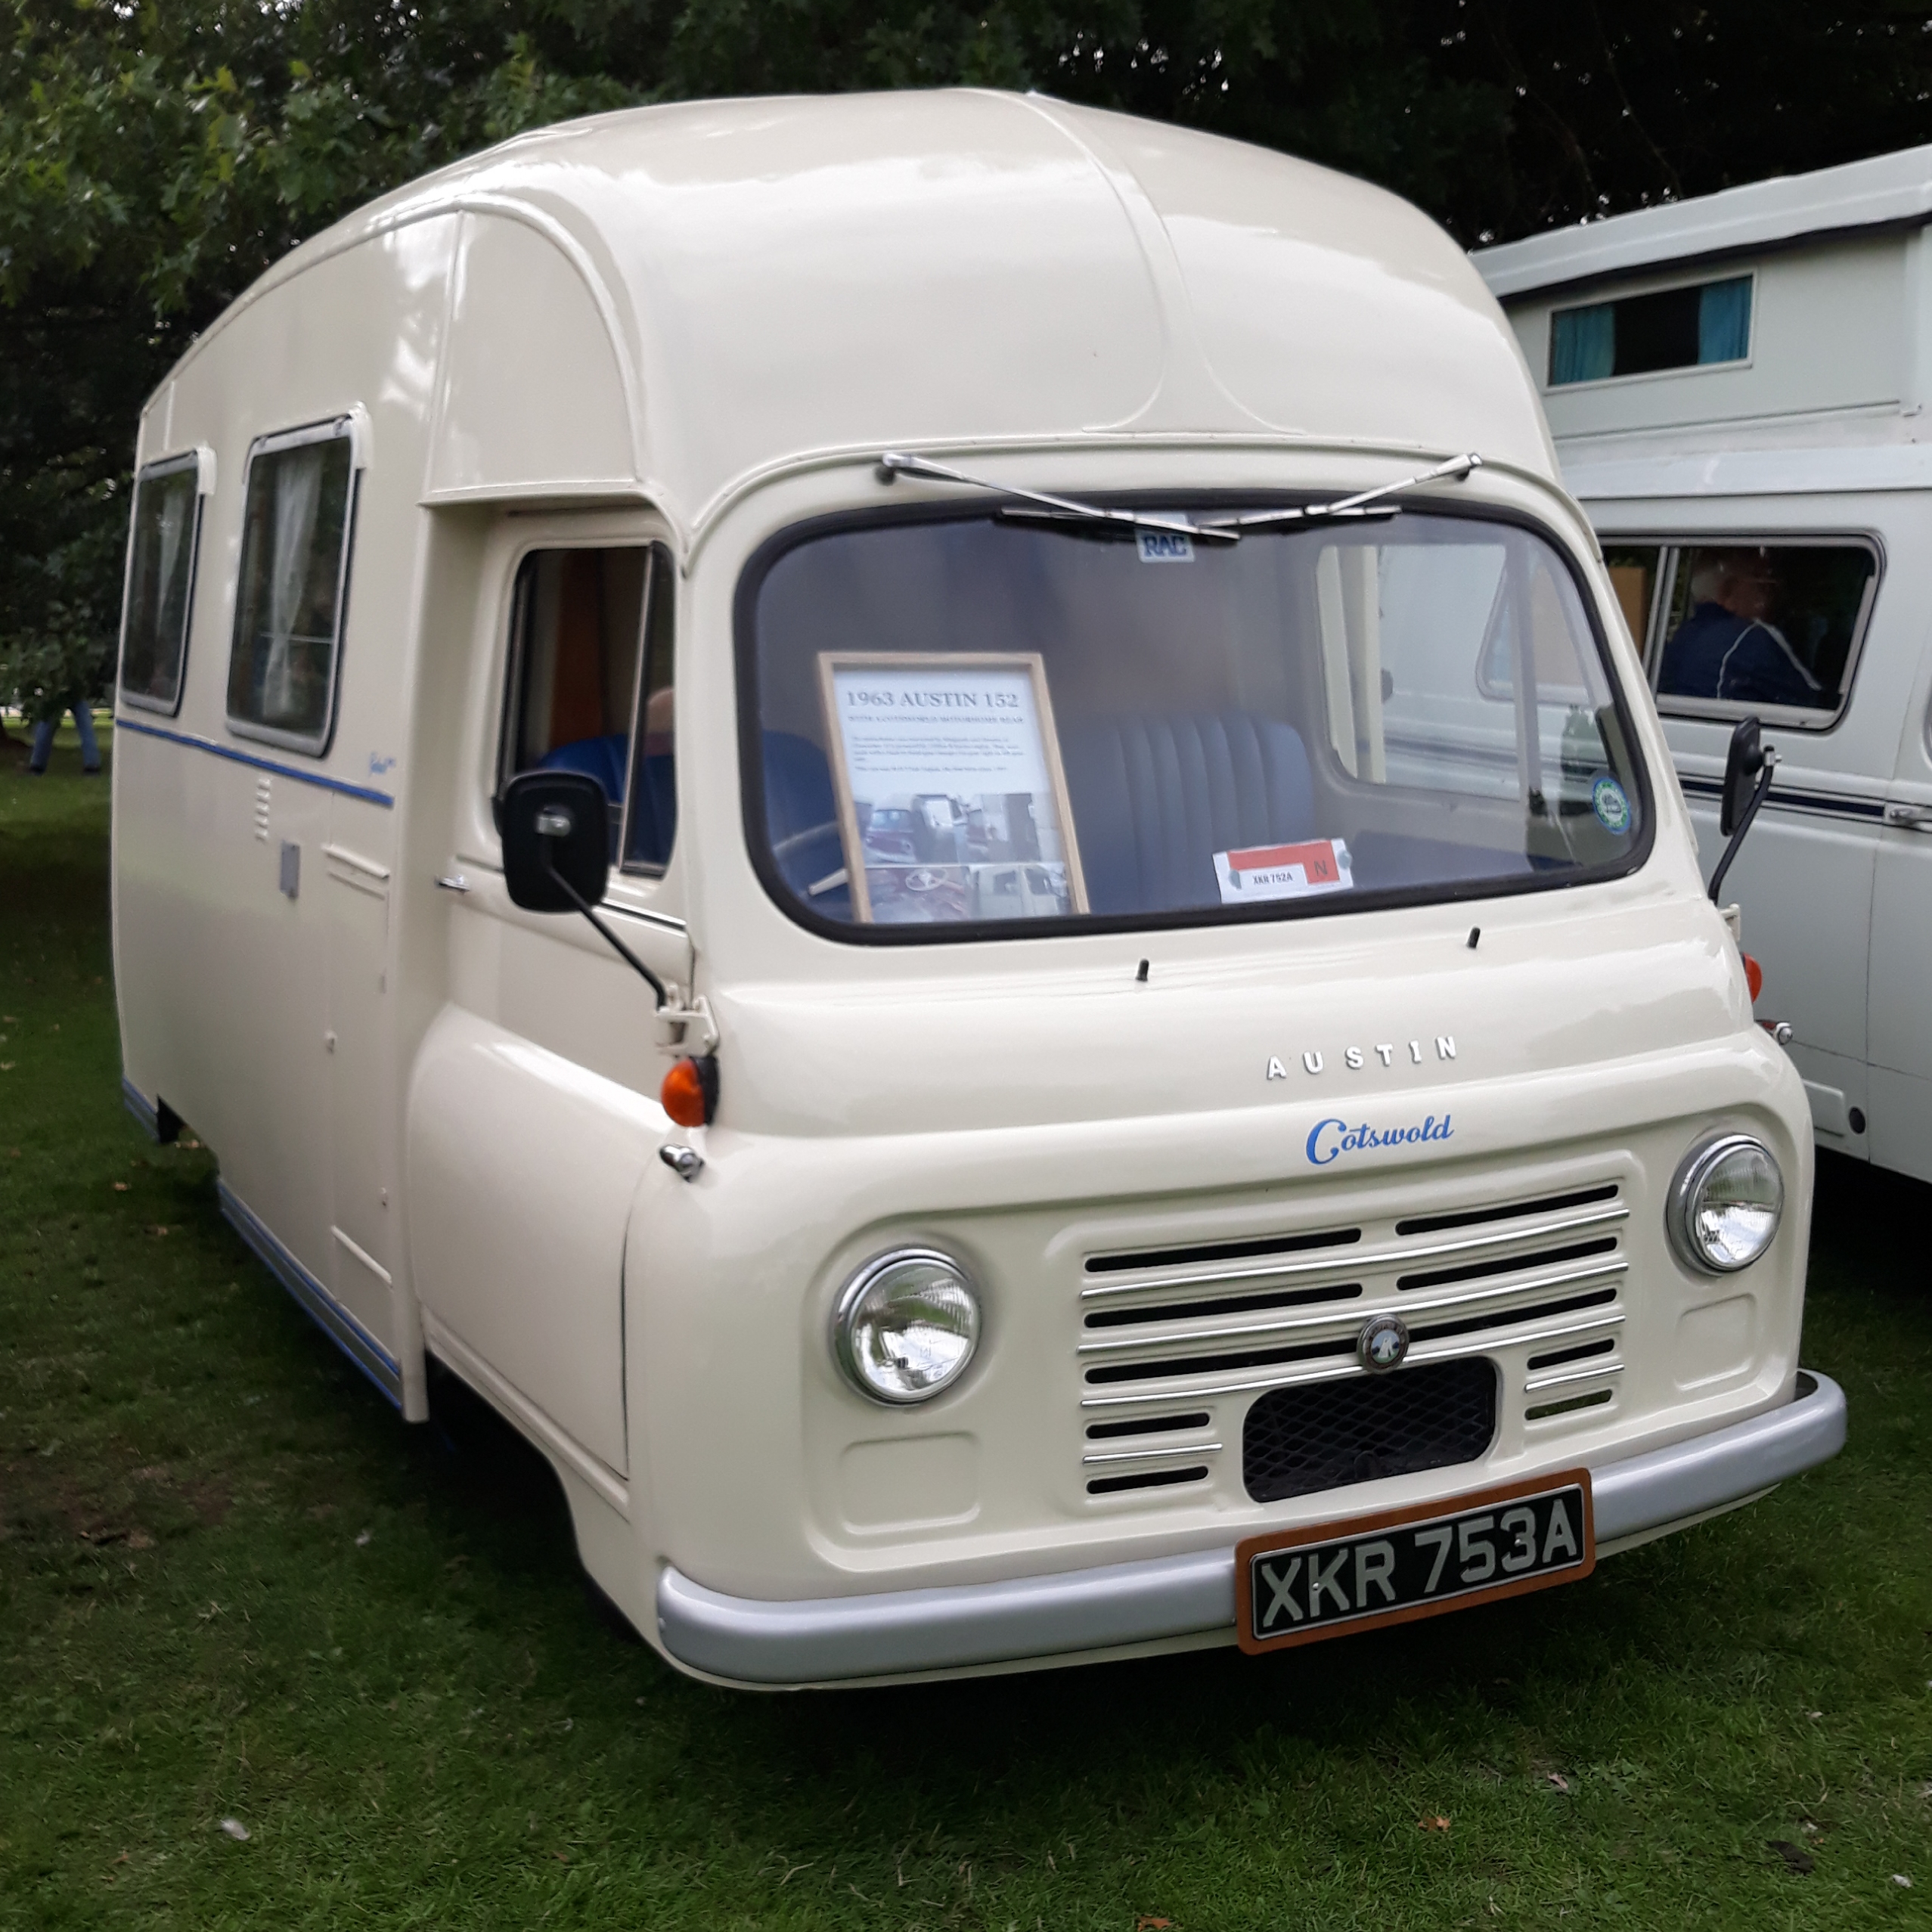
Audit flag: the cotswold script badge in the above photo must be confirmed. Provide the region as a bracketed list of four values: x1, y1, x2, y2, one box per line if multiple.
[1307, 1115, 1453, 1166]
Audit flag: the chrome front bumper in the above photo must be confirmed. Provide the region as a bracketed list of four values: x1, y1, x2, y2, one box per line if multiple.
[657, 1370, 1846, 1685]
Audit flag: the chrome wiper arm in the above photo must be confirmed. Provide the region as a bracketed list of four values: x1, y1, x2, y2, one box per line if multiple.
[875, 451, 1242, 544]
[1195, 451, 1484, 532]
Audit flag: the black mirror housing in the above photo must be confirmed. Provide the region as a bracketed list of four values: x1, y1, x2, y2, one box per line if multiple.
[1719, 716, 1763, 839]
[501, 771, 612, 913]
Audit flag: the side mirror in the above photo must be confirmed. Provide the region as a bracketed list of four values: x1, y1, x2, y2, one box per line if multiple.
[501, 771, 610, 913]
[1709, 714, 1778, 906]
[1719, 716, 1763, 839]
[496, 770, 668, 1007]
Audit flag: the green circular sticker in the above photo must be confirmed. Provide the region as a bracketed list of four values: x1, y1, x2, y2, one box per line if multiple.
[1591, 774, 1632, 835]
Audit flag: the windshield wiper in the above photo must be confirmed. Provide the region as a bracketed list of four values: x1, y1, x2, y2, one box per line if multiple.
[875, 449, 1482, 544]
[876, 451, 1239, 544]
[1193, 452, 1484, 533]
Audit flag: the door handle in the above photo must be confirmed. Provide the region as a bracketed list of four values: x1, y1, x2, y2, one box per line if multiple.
[1885, 804, 1932, 832]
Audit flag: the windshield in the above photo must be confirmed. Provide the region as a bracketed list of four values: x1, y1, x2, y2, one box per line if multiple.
[745, 508, 1648, 936]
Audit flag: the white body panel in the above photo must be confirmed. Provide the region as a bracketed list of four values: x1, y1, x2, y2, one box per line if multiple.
[110, 92, 1828, 1685]
[1474, 147, 1932, 1186]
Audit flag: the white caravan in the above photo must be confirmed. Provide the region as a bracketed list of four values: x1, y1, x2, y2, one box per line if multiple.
[111, 91, 1842, 1687]
[1475, 147, 1932, 1186]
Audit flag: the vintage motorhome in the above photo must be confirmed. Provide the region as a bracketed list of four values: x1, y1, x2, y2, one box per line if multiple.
[112, 91, 1843, 1687]
[1475, 146, 1932, 1188]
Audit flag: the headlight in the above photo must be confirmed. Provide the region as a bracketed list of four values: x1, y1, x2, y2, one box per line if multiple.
[1667, 1134, 1784, 1274]
[833, 1249, 982, 1404]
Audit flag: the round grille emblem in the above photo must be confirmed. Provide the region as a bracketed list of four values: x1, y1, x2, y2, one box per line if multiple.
[1357, 1312, 1409, 1373]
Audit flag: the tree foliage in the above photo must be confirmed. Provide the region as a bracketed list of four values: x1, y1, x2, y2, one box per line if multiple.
[4, 0, 1930, 708]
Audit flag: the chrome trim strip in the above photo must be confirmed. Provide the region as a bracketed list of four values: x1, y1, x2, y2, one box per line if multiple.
[218, 1177, 402, 1408]
[1078, 1257, 1628, 1355]
[1524, 1358, 1624, 1394]
[1080, 1204, 1628, 1299]
[655, 1374, 1846, 1684]
[1079, 1309, 1626, 1407]
[1081, 1441, 1223, 1466]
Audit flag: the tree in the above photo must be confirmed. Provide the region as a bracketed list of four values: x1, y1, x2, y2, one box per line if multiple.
[2, 0, 1929, 708]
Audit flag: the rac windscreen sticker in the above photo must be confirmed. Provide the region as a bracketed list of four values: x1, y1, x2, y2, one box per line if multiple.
[1214, 838, 1353, 904]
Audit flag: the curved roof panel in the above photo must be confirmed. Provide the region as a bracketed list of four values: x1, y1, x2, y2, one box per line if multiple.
[216, 90, 1553, 520]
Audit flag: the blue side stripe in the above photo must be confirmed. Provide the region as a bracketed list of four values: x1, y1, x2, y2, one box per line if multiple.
[1676, 770, 1886, 823]
[114, 715, 395, 808]
[217, 1178, 403, 1410]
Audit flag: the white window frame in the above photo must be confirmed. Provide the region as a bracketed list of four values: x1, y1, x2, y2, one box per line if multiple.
[1544, 269, 1757, 394]
[116, 447, 214, 718]
[1617, 532, 1884, 733]
[225, 415, 363, 757]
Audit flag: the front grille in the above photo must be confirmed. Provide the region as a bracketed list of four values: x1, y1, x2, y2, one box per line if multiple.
[1070, 1172, 1629, 1503]
[1242, 1359, 1499, 1502]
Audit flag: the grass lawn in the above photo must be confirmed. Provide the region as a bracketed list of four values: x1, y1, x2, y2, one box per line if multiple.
[4, 721, 1931, 1930]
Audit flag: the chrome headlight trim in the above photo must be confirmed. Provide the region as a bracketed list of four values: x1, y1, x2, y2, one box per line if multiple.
[1667, 1133, 1785, 1275]
[832, 1247, 982, 1406]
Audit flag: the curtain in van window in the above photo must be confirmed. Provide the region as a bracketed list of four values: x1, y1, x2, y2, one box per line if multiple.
[1549, 304, 1614, 386]
[262, 447, 325, 725]
[1698, 278, 1751, 365]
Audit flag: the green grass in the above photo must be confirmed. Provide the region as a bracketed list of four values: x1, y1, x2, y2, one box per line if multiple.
[5, 720, 1932, 1930]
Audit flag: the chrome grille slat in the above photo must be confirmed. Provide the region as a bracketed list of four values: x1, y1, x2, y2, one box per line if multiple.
[1081, 1441, 1224, 1465]
[1523, 1358, 1625, 1394]
[1078, 1202, 1629, 1301]
[1076, 1255, 1629, 1357]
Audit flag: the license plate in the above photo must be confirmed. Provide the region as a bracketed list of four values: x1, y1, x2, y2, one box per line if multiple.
[1235, 1471, 1595, 1653]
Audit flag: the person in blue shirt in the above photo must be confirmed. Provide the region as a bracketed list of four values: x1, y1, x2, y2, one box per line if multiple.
[1658, 549, 1822, 709]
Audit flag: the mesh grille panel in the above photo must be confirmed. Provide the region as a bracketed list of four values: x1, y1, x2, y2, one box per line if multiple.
[1242, 1359, 1498, 1503]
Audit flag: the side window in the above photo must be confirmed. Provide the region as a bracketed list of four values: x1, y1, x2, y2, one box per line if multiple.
[226, 421, 357, 752]
[119, 452, 206, 715]
[1654, 541, 1878, 724]
[498, 543, 675, 871]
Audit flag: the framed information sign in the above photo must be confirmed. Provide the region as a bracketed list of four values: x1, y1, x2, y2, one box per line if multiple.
[817, 651, 1089, 926]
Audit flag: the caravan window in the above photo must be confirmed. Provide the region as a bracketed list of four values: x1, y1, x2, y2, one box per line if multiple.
[1549, 276, 1752, 386]
[743, 507, 1649, 938]
[498, 544, 676, 870]
[119, 453, 205, 715]
[1653, 542, 1878, 723]
[226, 421, 357, 752]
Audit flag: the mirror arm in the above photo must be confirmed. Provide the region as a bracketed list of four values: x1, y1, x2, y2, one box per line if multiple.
[540, 847, 669, 1006]
[1708, 749, 1778, 907]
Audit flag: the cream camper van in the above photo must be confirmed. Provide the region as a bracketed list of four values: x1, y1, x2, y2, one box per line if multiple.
[111, 92, 1843, 1687]
[1475, 147, 1932, 1188]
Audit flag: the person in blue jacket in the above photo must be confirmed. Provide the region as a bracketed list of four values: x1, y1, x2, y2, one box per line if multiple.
[1658, 549, 1822, 709]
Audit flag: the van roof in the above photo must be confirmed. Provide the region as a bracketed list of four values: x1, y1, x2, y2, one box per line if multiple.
[1473, 144, 1932, 302]
[185, 90, 1553, 526]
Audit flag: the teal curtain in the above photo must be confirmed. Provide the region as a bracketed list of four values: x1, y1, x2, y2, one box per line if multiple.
[1698, 277, 1752, 364]
[1550, 302, 1614, 386]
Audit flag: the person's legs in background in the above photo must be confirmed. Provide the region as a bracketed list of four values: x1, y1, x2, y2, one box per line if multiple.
[24, 706, 100, 775]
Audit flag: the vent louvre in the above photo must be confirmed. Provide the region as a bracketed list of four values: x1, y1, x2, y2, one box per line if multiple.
[1084, 1281, 1361, 1330]
[1398, 1236, 1618, 1295]
[1087, 1465, 1211, 1496]
[1395, 1183, 1618, 1239]
[1085, 1410, 1211, 1440]
[1086, 1225, 1360, 1276]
